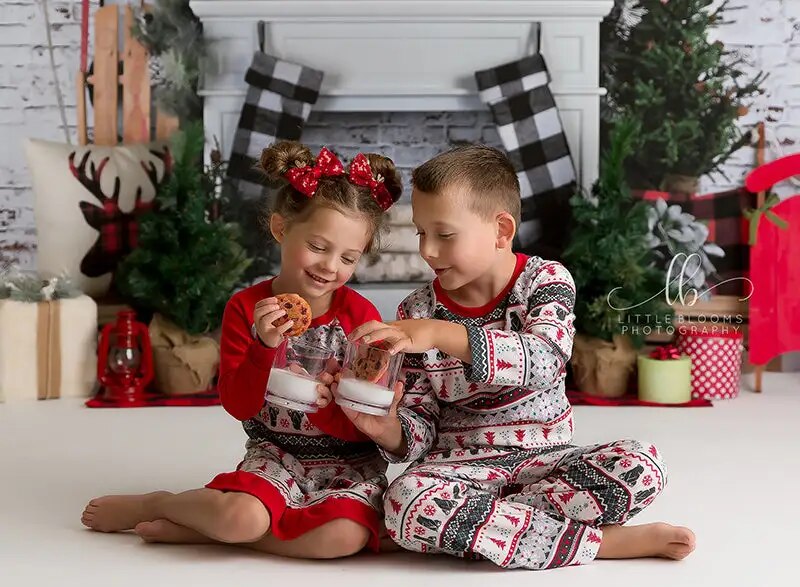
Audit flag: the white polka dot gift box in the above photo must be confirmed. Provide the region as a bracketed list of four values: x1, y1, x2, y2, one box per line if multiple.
[675, 328, 744, 400]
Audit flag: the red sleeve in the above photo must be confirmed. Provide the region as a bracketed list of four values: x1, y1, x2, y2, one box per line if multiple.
[218, 291, 276, 421]
[306, 289, 381, 441]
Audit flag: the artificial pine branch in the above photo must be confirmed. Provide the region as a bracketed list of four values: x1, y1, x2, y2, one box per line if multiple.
[116, 122, 251, 335]
[564, 118, 673, 347]
[132, 0, 204, 124]
[602, 0, 766, 188]
[0, 271, 81, 302]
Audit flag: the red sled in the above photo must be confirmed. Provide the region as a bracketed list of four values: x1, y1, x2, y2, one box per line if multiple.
[745, 153, 800, 392]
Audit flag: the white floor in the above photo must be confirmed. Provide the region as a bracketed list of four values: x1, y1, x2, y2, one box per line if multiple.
[2, 373, 799, 587]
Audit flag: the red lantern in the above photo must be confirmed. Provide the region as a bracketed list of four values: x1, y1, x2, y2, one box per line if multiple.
[97, 310, 154, 404]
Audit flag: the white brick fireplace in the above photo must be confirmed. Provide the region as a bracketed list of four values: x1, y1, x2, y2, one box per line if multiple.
[189, 0, 614, 192]
[187, 0, 614, 317]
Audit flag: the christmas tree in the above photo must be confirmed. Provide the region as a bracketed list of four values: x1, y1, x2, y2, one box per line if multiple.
[600, 0, 644, 126]
[564, 118, 673, 348]
[116, 123, 251, 335]
[604, 0, 765, 189]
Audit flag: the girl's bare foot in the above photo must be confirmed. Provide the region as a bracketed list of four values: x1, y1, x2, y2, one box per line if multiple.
[597, 522, 696, 560]
[81, 491, 172, 533]
[135, 519, 216, 544]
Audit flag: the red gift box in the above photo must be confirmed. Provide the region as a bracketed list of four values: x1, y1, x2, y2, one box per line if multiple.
[676, 329, 744, 400]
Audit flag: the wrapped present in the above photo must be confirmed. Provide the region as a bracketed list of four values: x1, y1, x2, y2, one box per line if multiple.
[0, 274, 97, 402]
[637, 345, 692, 404]
[676, 329, 744, 400]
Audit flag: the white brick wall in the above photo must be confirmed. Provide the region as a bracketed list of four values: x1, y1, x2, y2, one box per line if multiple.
[0, 0, 98, 270]
[1, 0, 798, 270]
[702, 0, 800, 197]
[303, 111, 501, 199]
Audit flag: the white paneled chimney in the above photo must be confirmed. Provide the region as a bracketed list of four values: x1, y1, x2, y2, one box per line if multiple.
[190, 0, 613, 190]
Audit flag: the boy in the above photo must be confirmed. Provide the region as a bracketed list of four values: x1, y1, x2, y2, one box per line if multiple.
[342, 145, 696, 570]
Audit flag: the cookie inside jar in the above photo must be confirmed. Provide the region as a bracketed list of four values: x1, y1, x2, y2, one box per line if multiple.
[336, 340, 403, 416]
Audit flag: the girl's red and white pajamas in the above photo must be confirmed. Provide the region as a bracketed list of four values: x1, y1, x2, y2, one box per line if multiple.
[206, 279, 387, 551]
[382, 254, 668, 569]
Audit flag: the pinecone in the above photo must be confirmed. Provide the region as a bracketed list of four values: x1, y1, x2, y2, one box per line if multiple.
[149, 55, 166, 88]
[645, 199, 724, 291]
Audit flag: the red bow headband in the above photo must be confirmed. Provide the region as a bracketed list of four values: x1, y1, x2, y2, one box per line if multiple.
[283, 147, 344, 196]
[348, 153, 394, 211]
[283, 148, 394, 211]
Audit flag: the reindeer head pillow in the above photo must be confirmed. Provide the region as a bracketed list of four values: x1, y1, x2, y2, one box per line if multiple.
[25, 139, 170, 298]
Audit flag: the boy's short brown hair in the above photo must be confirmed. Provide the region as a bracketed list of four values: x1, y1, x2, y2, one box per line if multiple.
[411, 145, 521, 226]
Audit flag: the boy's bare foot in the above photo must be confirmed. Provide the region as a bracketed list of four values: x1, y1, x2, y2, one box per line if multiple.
[81, 491, 172, 533]
[135, 519, 216, 544]
[597, 522, 695, 560]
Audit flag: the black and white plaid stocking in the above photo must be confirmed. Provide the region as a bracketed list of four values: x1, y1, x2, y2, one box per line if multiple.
[227, 52, 324, 198]
[226, 27, 324, 276]
[475, 52, 577, 260]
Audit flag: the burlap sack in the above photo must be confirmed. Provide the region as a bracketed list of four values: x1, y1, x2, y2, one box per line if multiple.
[570, 334, 637, 398]
[149, 313, 220, 395]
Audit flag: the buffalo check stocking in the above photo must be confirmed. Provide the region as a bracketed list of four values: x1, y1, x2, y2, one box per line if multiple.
[475, 53, 577, 260]
[225, 28, 324, 275]
[227, 52, 324, 199]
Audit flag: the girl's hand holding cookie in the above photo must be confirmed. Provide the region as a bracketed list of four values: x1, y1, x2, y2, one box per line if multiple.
[253, 297, 295, 347]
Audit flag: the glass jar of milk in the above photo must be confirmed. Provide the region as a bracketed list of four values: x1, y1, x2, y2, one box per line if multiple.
[335, 340, 404, 416]
[266, 339, 333, 413]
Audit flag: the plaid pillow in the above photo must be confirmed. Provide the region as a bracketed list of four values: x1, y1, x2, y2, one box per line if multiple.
[475, 54, 577, 259]
[25, 139, 170, 298]
[227, 52, 324, 199]
[636, 189, 754, 296]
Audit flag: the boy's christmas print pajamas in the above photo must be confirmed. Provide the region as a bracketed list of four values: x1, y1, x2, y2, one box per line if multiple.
[382, 254, 668, 568]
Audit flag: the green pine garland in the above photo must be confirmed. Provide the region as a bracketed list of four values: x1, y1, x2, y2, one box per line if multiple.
[133, 0, 204, 124]
[116, 123, 251, 335]
[564, 118, 673, 347]
[0, 272, 81, 302]
[603, 0, 766, 189]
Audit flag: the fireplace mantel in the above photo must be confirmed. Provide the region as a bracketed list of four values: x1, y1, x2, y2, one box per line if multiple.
[190, 1, 614, 20]
[190, 0, 613, 189]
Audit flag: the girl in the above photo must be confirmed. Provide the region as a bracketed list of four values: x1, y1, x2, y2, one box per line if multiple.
[81, 141, 403, 559]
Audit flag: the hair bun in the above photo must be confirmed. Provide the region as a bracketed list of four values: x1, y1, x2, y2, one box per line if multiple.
[364, 153, 403, 204]
[259, 141, 314, 181]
